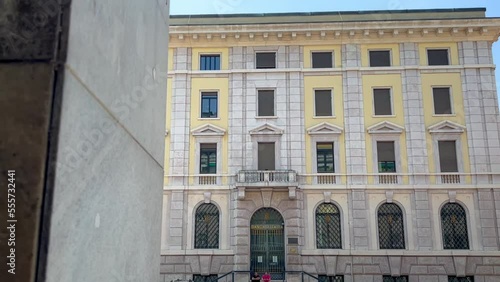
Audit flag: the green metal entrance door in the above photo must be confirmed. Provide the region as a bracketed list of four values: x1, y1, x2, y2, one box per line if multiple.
[250, 208, 285, 280]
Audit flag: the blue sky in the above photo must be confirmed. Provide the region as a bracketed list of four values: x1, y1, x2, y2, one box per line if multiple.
[171, 0, 500, 95]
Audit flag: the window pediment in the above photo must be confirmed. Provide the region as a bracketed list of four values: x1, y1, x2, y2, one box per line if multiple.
[191, 124, 226, 137]
[428, 120, 465, 134]
[367, 121, 404, 134]
[249, 123, 284, 136]
[307, 122, 343, 136]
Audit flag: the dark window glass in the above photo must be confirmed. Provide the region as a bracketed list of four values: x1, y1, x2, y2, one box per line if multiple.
[441, 203, 469, 250]
[312, 52, 333, 68]
[318, 275, 344, 282]
[201, 92, 218, 118]
[448, 277, 474, 282]
[315, 90, 333, 116]
[200, 143, 217, 174]
[377, 141, 396, 173]
[383, 276, 409, 282]
[438, 141, 458, 172]
[373, 88, 392, 116]
[378, 203, 405, 249]
[256, 52, 276, 69]
[258, 90, 274, 116]
[194, 204, 219, 249]
[258, 142, 275, 170]
[200, 55, 221, 70]
[369, 50, 391, 67]
[317, 143, 334, 173]
[433, 87, 452, 114]
[428, 49, 450, 65]
[316, 203, 342, 249]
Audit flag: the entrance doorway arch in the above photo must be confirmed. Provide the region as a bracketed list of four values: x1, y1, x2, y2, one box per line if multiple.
[250, 208, 285, 279]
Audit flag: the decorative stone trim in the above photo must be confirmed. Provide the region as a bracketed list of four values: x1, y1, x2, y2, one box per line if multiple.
[386, 191, 394, 203]
[203, 192, 211, 203]
[249, 123, 284, 136]
[289, 187, 297, 199]
[323, 191, 332, 203]
[448, 191, 457, 203]
[428, 120, 466, 134]
[367, 121, 404, 134]
[191, 124, 226, 136]
[307, 122, 343, 135]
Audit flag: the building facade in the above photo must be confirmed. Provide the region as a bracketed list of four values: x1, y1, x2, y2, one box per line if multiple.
[161, 8, 500, 282]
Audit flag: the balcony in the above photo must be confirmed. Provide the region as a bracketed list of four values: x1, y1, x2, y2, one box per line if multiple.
[236, 170, 297, 186]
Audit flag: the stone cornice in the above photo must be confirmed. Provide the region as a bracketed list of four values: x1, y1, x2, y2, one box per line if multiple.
[169, 18, 500, 46]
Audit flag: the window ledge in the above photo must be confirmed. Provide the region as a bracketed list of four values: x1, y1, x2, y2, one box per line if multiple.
[255, 116, 278, 119]
[313, 116, 336, 119]
[198, 117, 221, 120]
[372, 115, 396, 118]
[432, 114, 456, 117]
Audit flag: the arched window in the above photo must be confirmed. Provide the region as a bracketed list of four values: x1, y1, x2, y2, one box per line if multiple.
[194, 203, 219, 249]
[378, 203, 405, 249]
[316, 203, 342, 249]
[441, 203, 469, 249]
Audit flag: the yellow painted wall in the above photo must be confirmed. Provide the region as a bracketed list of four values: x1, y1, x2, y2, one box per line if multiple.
[303, 45, 342, 68]
[362, 74, 408, 183]
[421, 73, 470, 180]
[164, 78, 172, 185]
[188, 77, 229, 183]
[419, 42, 459, 65]
[361, 44, 400, 67]
[168, 48, 174, 71]
[191, 47, 229, 70]
[304, 75, 345, 183]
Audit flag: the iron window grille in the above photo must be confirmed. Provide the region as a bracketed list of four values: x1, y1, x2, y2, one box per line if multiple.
[194, 203, 219, 249]
[201, 92, 218, 118]
[441, 203, 469, 250]
[193, 274, 219, 282]
[200, 55, 221, 70]
[316, 203, 342, 249]
[383, 276, 409, 282]
[318, 275, 344, 282]
[378, 203, 405, 249]
[448, 277, 474, 282]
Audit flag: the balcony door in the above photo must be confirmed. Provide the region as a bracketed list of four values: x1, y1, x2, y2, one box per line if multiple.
[258, 142, 275, 170]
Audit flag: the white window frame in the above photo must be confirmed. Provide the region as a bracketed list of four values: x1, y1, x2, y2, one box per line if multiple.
[191, 124, 226, 185]
[431, 86, 455, 116]
[426, 47, 451, 66]
[432, 135, 464, 184]
[313, 88, 335, 118]
[199, 53, 222, 71]
[310, 50, 335, 69]
[256, 88, 276, 118]
[372, 87, 394, 117]
[199, 90, 220, 119]
[249, 123, 284, 170]
[255, 51, 277, 69]
[368, 49, 393, 67]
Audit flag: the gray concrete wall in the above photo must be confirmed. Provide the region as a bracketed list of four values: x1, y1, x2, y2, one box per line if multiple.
[42, 0, 169, 281]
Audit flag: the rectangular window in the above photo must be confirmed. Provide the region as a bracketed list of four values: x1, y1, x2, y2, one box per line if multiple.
[258, 142, 275, 170]
[318, 275, 344, 282]
[382, 276, 409, 282]
[433, 87, 452, 115]
[448, 277, 474, 282]
[438, 141, 458, 172]
[377, 141, 396, 173]
[315, 90, 333, 116]
[256, 52, 276, 69]
[317, 142, 334, 173]
[312, 51, 333, 68]
[373, 88, 392, 116]
[201, 92, 218, 118]
[200, 143, 217, 174]
[200, 54, 221, 70]
[369, 50, 391, 67]
[258, 90, 275, 116]
[428, 49, 450, 65]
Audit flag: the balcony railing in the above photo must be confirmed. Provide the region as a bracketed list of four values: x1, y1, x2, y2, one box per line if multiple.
[236, 170, 298, 187]
[378, 174, 399, 184]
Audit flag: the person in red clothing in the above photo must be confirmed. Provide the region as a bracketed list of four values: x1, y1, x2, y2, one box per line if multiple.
[262, 272, 271, 282]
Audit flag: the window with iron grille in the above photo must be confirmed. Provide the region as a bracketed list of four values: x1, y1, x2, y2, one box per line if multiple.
[438, 141, 458, 173]
[369, 50, 391, 67]
[427, 49, 450, 65]
[441, 203, 469, 250]
[201, 92, 218, 118]
[200, 144, 217, 174]
[194, 203, 219, 249]
[256, 52, 276, 69]
[200, 54, 221, 70]
[378, 203, 405, 249]
[383, 276, 409, 282]
[193, 274, 219, 282]
[312, 52, 333, 68]
[318, 275, 344, 282]
[317, 143, 334, 173]
[316, 203, 342, 249]
[448, 276, 474, 282]
[433, 87, 452, 115]
[315, 89, 333, 116]
[377, 141, 396, 173]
